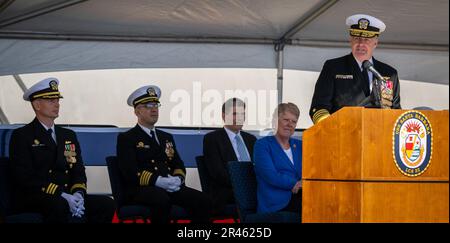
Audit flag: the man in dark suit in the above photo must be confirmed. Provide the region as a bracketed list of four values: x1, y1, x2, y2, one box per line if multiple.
[310, 14, 401, 124]
[116, 85, 211, 223]
[9, 78, 116, 223]
[203, 98, 256, 214]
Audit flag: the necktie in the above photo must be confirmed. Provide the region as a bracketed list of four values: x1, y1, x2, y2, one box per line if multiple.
[47, 128, 56, 145]
[235, 135, 250, 161]
[150, 130, 159, 146]
[361, 68, 371, 96]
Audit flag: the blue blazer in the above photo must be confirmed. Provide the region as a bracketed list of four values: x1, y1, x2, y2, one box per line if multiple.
[253, 136, 302, 213]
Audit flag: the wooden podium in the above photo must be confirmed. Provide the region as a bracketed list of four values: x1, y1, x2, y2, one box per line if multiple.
[302, 107, 449, 222]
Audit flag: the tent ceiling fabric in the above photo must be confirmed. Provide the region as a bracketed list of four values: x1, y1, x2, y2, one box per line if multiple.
[0, 0, 320, 39]
[0, 0, 448, 84]
[1, 0, 447, 45]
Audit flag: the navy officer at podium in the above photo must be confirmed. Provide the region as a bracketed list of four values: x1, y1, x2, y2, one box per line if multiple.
[9, 77, 116, 223]
[116, 85, 211, 223]
[310, 14, 401, 124]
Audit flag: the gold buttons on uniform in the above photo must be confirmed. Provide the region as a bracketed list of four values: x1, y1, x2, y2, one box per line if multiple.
[168, 167, 171, 170]
[151, 160, 155, 163]
[137, 172, 141, 176]
[64, 184, 68, 187]
[42, 187, 45, 192]
[48, 169, 52, 173]
[154, 167, 158, 170]
[65, 170, 69, 174]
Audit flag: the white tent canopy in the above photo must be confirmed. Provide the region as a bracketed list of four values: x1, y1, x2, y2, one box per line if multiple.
[0, 0, 448, 84]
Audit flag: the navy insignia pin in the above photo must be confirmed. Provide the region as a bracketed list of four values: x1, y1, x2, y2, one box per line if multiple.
[358, 18, 369, 30]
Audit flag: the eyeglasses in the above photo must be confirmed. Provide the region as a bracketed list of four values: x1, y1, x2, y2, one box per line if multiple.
[140, 103, 161, 108]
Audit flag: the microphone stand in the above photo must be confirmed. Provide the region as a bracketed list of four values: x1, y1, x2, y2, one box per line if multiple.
[371, 75, 383, 108]
[358, 72, 385, 108]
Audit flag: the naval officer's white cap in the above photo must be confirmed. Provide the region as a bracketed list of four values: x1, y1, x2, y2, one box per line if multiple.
[23, 77, 63, 101]
[127, 85, 161, 107]
[346, 14, 386, 38]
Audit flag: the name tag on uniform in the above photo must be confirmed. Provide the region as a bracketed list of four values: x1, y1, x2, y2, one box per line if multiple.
[31, 143, 46, 147]
[335, 74, 353, 79]
[32, 139, 45, 147]
[136, 141, 150, 149]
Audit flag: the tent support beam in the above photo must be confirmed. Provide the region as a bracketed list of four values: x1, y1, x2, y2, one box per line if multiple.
[275, 41, 286, 104]
[0, 31, 447, 52]
[0, 106, 8, 124]
[0, 31, 276, 44]
[281, 0, 339, 40]
[0, 0, 88, 28]
[13, 74, 27, 93]
[291, 39, 449, 52]
[0, 0, 15, 15]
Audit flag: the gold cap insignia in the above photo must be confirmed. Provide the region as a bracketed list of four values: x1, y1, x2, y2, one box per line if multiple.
[49, 80, 58, 90]
[34, 139, 40, 145]
[358, 18, 369, 30]
[147, 87, 156, 97]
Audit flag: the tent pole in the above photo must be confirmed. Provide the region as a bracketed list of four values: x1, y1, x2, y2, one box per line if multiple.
[13, 74, 27, 93]
[0, 106, 8, 124]
[290, 39, 449, 52]
[0, 0, 88, 28]
[0, 31, 275, 45]
[0, 0, 15, 15]
[275, 41, 286, 104]
[281, 0, 339, 40]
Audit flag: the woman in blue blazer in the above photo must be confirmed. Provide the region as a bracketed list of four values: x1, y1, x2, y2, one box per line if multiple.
[253, 103, 302, 215]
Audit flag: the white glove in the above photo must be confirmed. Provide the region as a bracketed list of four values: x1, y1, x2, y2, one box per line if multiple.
[166, 185, 180, 193]
[74, 204, 85, 218]
[72, 192, 85, 217]
[167, 175, 182, 192]
[61, 192, 83, 217]
[156, 176, 181, 192]
[73, 192, 84, 200]
[168, 175, 182, 187]
[155, 176, 172, 190]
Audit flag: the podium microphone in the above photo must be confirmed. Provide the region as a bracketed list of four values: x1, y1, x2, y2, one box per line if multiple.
[362, 60, 384, 108]
[362, 60, 384, 81]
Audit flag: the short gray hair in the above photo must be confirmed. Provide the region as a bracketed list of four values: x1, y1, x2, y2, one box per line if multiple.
[277, 102, 300, 119]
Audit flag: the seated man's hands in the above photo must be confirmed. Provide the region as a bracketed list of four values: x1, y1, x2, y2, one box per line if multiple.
[61, 192, 84, 217]
[155, 176, 171, 190]
[155, 175, 182, 193]
[72, 192, 85, 217]
[167, 175, 182, 192]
